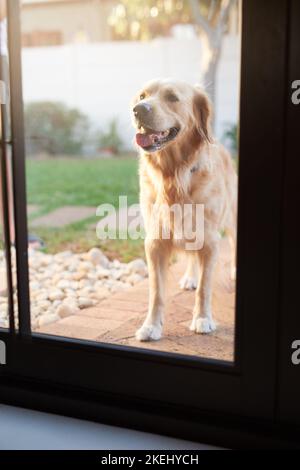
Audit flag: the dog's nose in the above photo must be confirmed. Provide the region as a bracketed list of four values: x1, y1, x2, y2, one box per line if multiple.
[133, 102, 152, 120]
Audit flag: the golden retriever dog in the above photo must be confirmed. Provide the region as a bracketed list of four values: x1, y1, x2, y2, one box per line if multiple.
[132, 79, 237, 342]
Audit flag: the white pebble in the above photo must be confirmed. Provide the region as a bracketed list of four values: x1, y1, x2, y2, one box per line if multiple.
[88, 247, 102, 265]
[56, 303, 78, 318]
[126, 273, 144, 285]
[127, 259, 148, 277]
[37, 300, 51, 310]
[78, 297, 93, 309]
[96, 267, 110, 279]
[57, 279, 70, 290]
[38, 314, 60, 327]
[72, 271, 86, 281]
[48, 289, 64, 301]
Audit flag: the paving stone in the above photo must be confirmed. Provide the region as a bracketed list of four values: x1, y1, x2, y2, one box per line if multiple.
[36, 323, 105, 341]
[80, 307, 139, 322]
[30, 206, 96, 228]
[96, 317, 141, 344]
[27, 205, 40, 215]
[98, 299, 148, 313]
[58, 315, 122, 331]
[37, 315, 122, 340]
[90, 205, 144, 232]
[112, 289, 149, 303]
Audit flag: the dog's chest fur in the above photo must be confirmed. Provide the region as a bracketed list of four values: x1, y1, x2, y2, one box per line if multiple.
[140, 147, 214, 204]
[139, 148, 218, 246]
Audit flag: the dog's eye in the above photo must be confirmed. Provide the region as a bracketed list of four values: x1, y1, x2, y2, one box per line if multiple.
[166, 93, 179, 102]
[140, 93, 146, 100]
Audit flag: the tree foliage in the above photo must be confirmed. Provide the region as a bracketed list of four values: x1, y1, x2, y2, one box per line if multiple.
[108, 0, 238, 125]
[108, 0, 231, 41]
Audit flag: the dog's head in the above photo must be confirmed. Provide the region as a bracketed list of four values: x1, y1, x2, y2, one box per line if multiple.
[132, 79, 212, 153]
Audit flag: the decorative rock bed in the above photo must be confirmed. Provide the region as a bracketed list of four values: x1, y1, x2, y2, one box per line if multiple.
[0, 248, 147, 329]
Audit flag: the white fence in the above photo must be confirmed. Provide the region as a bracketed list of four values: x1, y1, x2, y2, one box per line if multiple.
[21, 35, 240, 150]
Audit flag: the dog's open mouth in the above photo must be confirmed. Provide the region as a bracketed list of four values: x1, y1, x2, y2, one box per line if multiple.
[136, 127, 179, 152]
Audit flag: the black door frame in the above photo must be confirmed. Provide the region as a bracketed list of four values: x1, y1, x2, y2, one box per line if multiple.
[0, 0, 298, 448]
[278, 0, 300, 425]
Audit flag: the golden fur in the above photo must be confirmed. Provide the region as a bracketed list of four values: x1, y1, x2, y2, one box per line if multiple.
[132, 79, 237, 341]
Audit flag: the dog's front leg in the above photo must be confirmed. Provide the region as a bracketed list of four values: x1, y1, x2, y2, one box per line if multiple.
[136, 238, 170, 342]
[179, 253, 199, 291]
[190, 243, 218, 334]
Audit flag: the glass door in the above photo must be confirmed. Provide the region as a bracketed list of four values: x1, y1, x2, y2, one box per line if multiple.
[0, 1, 291, 438]
[18, 0, 242, 363]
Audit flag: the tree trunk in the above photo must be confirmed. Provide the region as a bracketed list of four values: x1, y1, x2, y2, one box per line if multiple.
[203, 43, 221, 132]
[188, 0, 238, 133]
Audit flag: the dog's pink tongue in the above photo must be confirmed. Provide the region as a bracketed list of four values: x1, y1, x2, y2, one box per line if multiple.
[136, 133, 154, 148]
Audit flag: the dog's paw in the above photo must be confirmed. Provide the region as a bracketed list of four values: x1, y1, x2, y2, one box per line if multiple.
[179, 274, 198, 291]
[190, 317, 217, 335]
[135, 324, 162, 342]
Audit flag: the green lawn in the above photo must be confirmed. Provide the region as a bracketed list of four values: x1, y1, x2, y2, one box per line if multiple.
[26, 157, 139, 213]
[26, 157, 144, 261]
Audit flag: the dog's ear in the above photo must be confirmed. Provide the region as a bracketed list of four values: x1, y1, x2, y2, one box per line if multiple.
[193, 86, 213, 144]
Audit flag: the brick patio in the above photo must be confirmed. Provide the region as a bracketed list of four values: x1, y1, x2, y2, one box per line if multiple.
[36, 239, 235, 362]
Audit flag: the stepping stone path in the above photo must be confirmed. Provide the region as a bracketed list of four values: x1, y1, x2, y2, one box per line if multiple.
[89, 205, 144, 232]
[30, 206, 96, 228]
[27, 205, 40, 216]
